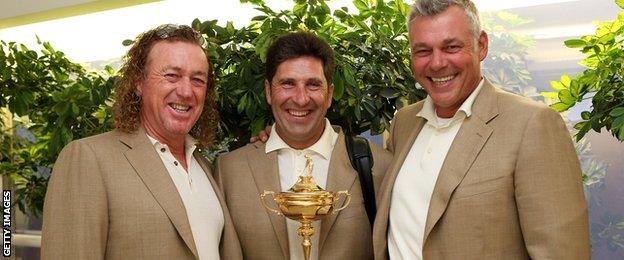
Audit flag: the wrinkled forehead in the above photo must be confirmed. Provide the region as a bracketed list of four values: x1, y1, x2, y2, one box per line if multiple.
[144, 40, 209, 73]
[408, 7, 475, 42]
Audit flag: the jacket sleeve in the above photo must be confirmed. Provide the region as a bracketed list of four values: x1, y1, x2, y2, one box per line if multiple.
[41, 140, 108, 260]
[514, 107, 590, 259]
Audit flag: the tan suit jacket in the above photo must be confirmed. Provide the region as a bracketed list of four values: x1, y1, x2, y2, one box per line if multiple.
[215, 129, 391, 260]
[373, 80, 589, 259]
[41, 128, 242, 260]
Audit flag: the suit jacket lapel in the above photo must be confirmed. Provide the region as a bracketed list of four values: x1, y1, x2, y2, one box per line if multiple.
[422, 81, 499, 243]
[119, 128, 198, 259]
[375, 105, 426, 244]
[247, 143, 290, 259]
[318, 132, 357, 252]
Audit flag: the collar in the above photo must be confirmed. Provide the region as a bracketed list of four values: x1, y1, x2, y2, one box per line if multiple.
[417, 77, 485, 128]
[146, 133, 198, 159]
[265, 118, 337, 160]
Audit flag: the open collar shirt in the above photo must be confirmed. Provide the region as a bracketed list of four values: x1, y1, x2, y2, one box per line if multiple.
[265, 118, 339, 260]
[388, 78, 484, 260]
[147, 134, 223, 260]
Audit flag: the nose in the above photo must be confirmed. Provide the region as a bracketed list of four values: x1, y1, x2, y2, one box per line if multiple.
[176, 77, 193, 99]
[292, 84, 311, 106]
[429, 49, 447, 71]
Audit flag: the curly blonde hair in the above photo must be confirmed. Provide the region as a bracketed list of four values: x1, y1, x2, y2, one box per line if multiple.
[112, 24, 218, 147]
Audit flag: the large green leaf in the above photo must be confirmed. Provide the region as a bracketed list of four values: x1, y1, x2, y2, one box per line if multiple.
[609, 107, 624, 117]
[564, 39, 588, 48]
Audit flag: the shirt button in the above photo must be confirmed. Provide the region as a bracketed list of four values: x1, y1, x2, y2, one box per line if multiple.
[427, 148, 432, 153]
[174, 161, 178, 166]
[160, 148, 166, 153]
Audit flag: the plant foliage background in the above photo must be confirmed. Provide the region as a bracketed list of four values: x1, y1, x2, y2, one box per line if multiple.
[546, 0, 624, 142]
[544, 1, 624, 253]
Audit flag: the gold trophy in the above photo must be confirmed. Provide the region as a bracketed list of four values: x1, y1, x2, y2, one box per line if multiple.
[260, 155, 351, 260]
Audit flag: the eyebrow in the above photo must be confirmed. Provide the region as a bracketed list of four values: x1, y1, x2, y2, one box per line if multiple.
[276, 77, 324, 84]
[442, 38, 462, 45]
[306, 78, 324, 85]
[411, 38, 462, 49]
[276, 78, 295, 84]
[162, 66, 207, 78]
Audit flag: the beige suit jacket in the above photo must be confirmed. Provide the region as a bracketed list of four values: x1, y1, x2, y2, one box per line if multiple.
[215, 128, 391, 260]
[373, 80, 590, 259]
[41, 128, 242, 260]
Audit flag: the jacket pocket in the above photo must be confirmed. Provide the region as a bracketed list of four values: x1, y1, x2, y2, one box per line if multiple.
[452, 175, 509, 199]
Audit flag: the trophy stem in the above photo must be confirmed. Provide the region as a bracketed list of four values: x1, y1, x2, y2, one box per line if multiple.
[297, 219, 315, 260]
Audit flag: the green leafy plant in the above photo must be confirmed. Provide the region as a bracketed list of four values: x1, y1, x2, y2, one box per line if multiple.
[545, 1, 624, 142]
[540, 0, 624, 252]
[197, 0, 426, 149]
[0, 39, 115, 216]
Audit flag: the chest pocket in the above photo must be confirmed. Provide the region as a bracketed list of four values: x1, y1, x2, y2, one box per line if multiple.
[452, 175, 510, 199]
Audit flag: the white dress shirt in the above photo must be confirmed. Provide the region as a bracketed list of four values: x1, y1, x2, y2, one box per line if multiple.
[388, 79, 484, 260]
[147, 134, 223, 260]
[265, 118, 339, 260]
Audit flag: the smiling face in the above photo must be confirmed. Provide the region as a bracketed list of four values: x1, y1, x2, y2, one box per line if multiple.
[138, 40, 209, 145]
[409, 5, 488, 118]
[265, 56, 334, 149]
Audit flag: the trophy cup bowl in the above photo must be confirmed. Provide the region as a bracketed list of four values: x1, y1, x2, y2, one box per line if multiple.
[260, 175, 351, 260]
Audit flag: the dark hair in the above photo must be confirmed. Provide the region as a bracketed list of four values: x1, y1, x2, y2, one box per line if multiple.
[112, 24, 218, 147]
[265, 31, 335, 83]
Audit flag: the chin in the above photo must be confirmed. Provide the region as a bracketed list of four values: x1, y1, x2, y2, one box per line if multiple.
[164, 124, 194, 136]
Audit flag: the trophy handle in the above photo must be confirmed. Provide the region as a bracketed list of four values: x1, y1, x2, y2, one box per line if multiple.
[260, 190, 282, 216]
[332, 190, 351, 214]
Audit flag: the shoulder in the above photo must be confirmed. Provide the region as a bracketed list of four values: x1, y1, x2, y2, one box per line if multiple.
[217, 142, 265, 164]
[369, 141, 391, 171]
[64, 130, 126, 150]
[394, 101, 424, 121]
[369, 142, 390, 160]
[493, 88, 562, 122]
[57, 130, 120, 157]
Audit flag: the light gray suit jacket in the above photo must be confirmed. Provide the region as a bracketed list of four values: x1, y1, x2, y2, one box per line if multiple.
[42, 128, 242, 259]
[215, 129, 391, 260]
[373, 80, 589, 259]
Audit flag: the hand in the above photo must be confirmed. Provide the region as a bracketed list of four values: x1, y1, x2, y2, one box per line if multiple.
[250, 125, 272, 143]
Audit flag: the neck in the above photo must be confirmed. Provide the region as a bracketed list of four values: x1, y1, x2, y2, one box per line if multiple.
[276, 122, 326, 150]
[142, 122, 186, 155]
[435, 107, 459, 118]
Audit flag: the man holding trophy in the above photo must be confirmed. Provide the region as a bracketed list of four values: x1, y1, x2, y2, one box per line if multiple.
[215, 32, 391, 260]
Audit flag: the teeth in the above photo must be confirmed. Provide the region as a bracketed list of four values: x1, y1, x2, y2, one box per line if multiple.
[289, 110, 308, 117]
[431, 75, 455, 83]
[170, 103, 190, 112]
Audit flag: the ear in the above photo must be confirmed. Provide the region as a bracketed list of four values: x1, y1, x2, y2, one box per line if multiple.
[264, 79, 272, 105]
[477, 30, 489, 61]
[136, 81, 143, 96]
[325, 83, 334, 109]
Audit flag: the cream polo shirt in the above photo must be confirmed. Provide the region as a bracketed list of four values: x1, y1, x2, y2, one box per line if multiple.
[388, 79, 485, 260]
[147, 134, 223, 260]
[265, 118, 339, 260]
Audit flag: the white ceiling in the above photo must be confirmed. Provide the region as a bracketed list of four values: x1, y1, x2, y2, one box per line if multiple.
[0, 0, 96, 19]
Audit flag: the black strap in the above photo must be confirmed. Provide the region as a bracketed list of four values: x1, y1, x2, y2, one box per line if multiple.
[345, 135, 376, 228]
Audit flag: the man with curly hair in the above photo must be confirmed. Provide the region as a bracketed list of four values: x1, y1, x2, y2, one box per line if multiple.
[41, 24, 242, 259]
